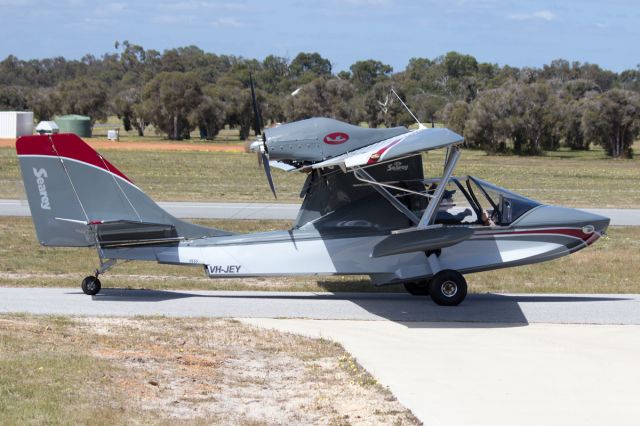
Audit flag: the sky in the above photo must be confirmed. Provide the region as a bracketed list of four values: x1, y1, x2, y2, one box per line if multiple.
[0, 0, 638, 73]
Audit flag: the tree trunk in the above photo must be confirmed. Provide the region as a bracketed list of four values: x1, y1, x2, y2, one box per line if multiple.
[613, 126, 622, 158]
[513, 135, 522, 153]
[533, 133, 541, 155]
[135, 118, 145, 137]
[239, 124, 250, 141]
[173, 115, 178, 140]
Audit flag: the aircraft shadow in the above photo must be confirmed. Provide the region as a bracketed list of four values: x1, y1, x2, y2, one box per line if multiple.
[82, 288, 631, 329]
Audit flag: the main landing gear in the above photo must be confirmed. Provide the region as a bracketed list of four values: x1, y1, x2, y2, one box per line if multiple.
[404, 269, 468, 306]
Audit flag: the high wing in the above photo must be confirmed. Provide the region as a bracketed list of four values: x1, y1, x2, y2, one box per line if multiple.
[301, 126, 464, 230]
[309, 127, 463, 170]
[263, 117, 408, 163]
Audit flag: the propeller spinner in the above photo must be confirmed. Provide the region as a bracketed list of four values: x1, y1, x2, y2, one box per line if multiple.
[249, 73, 277, 199]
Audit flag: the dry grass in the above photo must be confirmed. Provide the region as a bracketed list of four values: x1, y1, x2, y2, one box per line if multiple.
[2, 139, 639, 206]
[0, 217, 638, 294]
[0, 314, 419, 425]
[0, 315, 136, 425]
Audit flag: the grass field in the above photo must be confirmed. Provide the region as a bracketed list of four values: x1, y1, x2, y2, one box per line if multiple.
[1, 217, 638, 294]
[2, 137, 638, 206]
[0, 314, 418, 424]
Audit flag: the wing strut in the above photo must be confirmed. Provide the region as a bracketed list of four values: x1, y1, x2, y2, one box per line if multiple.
[417, 146, 461, 229]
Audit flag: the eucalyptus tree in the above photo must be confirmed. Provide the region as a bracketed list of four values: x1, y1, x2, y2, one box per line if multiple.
[141, 72, 203, 139]
[581, 89, 640, 158]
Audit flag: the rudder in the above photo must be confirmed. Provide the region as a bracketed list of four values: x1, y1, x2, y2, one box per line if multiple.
[16, 133, 230, 246]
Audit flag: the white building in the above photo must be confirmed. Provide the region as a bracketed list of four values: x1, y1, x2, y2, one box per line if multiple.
[0, 111, 34, 138]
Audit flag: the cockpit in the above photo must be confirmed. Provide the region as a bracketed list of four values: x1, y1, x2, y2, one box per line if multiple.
[420, 176, 541, 227]
[294, 152, 542, 232]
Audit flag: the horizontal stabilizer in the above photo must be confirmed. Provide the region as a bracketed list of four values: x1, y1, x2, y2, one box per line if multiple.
[371, 226, 474, 258]
[94, 220, 181, 248]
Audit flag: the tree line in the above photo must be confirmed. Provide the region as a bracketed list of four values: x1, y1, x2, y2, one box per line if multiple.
[1, 41, 639, 158]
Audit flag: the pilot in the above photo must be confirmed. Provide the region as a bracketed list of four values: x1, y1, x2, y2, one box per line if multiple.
[436, 189, 473, 224]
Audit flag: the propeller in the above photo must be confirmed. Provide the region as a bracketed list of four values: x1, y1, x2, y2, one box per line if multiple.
[249, 72, 277, 199]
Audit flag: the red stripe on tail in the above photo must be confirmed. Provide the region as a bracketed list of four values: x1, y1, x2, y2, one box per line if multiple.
[16, 133, 133, 184]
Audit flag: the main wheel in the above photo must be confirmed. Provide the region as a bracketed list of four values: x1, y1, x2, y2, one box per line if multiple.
[81, 276, 101, 296]
[428, 270, 467, 306]
[404, 280, 430, 296]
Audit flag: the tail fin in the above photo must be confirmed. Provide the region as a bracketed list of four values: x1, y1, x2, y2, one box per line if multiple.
[16, 133, 231, 247]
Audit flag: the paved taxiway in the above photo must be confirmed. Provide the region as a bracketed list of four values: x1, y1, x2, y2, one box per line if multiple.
[1, 288, 639, 425]
[1, 199, 639, 225]
[245, 319, 640, 426]
[1, 288, 639, 324]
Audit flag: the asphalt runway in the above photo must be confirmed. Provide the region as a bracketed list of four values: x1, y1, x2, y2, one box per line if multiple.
[1, 199, 639, 224]
[1, 288, 639, 324]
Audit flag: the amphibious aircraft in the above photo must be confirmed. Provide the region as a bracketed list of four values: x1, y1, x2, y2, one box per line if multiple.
[15, 88, 609, 306]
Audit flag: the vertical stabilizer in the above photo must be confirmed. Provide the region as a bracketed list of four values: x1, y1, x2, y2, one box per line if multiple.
[16, 133, 231, 246]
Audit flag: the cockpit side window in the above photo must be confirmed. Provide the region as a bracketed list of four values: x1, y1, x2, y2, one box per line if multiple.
[428, 178, 480, 225]
[416, 177, 479, 225]
[467, 178, 495, 213]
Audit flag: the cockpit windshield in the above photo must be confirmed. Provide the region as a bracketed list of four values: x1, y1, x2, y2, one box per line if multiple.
[466, 176, 541, 225]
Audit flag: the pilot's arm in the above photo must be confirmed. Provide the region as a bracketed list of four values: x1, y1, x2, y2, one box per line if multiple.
[481, 209, 495, 226]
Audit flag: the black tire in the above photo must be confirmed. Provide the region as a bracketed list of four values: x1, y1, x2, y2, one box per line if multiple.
[428, 270, 467, 306]
[81, 276, 101, 296]
[404, 280, 430, 296]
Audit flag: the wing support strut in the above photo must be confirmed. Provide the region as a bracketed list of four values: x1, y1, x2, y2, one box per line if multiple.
[418, 146, 461, 229]
[353, 168, 421, 225]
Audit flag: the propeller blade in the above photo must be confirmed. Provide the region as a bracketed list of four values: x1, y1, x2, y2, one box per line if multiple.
[261, 151, 277, 199]
[249, 72, 263, 137]
[250, 73, 272, 197]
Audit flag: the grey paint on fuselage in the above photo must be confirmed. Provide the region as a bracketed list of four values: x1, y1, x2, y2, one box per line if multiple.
[516, 205, 609, 229]
[100, 156, 611, 285]
[102, 206, 607, 285]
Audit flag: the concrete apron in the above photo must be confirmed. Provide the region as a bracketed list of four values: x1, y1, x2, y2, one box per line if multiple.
[241, 319, 640, 426]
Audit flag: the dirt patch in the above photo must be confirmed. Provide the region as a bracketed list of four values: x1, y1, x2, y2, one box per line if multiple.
[0, 315, 420, 425]
[1, 138, 245, 153]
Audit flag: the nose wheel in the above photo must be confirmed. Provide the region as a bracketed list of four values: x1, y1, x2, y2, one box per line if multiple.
[81, 275, 102, 295]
